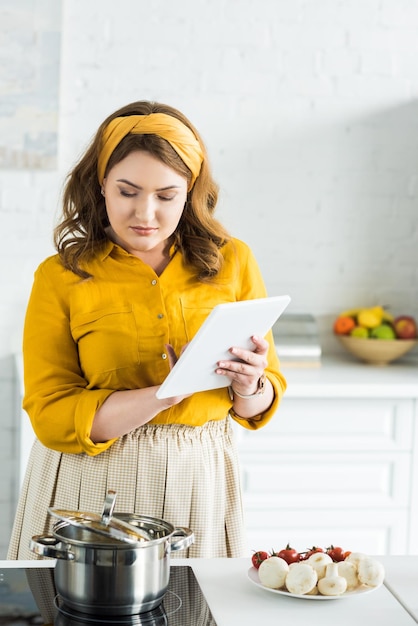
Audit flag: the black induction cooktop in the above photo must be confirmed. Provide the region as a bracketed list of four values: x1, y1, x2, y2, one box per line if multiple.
[0, 565, 217, 625]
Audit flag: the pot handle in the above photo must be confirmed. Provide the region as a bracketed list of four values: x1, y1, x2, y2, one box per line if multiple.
[170, 527, 195, 552]
[30, 535, 75, 560]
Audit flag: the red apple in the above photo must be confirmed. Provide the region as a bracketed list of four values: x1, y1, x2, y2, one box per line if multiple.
[393, 316, 417, 339]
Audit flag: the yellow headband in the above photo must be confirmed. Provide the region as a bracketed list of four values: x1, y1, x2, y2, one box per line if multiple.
[97, 113, 204, 189]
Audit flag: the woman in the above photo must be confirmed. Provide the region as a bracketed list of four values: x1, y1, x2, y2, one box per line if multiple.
[8, 100, 287, 559]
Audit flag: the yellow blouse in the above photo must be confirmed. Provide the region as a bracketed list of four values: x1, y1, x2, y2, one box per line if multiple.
[23, 237, 287, 456]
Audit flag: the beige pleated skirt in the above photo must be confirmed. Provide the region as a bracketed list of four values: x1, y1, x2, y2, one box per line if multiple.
[8, 417, 247, 560]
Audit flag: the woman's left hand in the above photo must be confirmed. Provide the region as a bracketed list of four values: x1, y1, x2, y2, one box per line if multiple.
[216, 334, 268, 396]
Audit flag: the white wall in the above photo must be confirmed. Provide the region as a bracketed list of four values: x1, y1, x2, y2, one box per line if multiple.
[1, 0, 418, 554]
[1, 0, 418, 356]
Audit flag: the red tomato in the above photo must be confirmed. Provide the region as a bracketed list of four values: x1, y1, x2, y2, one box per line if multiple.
[344, 551, 352, 560]
[300, 546, 324, 561]
[326, 545, 346, 562]
[251, 551, 269, 569]
[275, 544, 300, 565]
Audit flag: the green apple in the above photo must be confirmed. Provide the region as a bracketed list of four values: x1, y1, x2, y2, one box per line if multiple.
[370, 324, 396, 340]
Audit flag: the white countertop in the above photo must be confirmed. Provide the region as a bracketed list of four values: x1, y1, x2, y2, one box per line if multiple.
[379, 555, 418, 623]
[3, 557, 415, 625]
[282, 355, 418, 398]
[179, 557, 418, 625]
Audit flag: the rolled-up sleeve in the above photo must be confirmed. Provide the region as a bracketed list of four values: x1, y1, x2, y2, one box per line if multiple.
[22, 260, 117, 455]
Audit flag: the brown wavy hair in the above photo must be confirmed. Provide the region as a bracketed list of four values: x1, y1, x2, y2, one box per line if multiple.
[54, 101, 230, 279]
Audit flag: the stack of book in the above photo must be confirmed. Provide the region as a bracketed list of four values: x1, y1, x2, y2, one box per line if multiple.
[273, 313, 321, 367]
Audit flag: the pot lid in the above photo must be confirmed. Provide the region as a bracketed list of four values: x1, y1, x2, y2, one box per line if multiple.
[49, 490, 152, 544]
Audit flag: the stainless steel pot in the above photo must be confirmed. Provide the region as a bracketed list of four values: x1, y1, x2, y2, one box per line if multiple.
[30, 513, 194, 615]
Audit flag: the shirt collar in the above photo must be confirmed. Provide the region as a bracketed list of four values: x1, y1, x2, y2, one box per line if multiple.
[98, 239, 118, 261]
[97, 239, 179, 262]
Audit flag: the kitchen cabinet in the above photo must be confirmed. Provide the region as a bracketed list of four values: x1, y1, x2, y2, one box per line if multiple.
[235, 356, 418, 555]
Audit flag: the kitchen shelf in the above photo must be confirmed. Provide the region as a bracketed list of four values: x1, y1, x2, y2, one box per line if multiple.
[282, 354, 418, 398]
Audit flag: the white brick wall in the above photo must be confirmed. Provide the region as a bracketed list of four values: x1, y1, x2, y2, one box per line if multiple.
[1, 0, 418, 554]
[1, 0, 418, 357]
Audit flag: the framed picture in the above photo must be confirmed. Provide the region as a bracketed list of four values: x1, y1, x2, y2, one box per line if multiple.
[0, 0, 62, 169]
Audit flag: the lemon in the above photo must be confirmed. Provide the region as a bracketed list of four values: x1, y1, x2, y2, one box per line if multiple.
[357, 306, 384, 329]
[350, 326, 369, 338]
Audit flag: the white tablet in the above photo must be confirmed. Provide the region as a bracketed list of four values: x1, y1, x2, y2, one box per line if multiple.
[156, 295, 291, 399]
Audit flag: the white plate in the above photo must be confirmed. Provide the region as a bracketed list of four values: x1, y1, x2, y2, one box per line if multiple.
[247, 567, 383, 600]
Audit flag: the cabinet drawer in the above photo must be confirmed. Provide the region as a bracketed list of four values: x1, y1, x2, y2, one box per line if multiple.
[236, 398, 414, 452]
[244, 508, 409, 555]
[240, 452, 410, 508]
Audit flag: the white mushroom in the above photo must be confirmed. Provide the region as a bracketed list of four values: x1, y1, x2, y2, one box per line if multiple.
[285, 562, 318, 595]
[307, 551, 333, 580]
[346, 551, 367, 569]
[305, 584, 319, 596]
[317, 562, 347, 596]
[258, 556, 289, 589]
[357, 557, 385, 587]
[337, 560, 360, 591]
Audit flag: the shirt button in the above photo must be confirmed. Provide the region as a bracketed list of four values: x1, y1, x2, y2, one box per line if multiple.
[157, 313, 164, 319]
[151, 279, 157, 286]
[161, 353, 167, 360]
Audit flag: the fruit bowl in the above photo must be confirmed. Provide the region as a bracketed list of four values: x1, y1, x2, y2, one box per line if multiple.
[337, 335, 417, 366]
